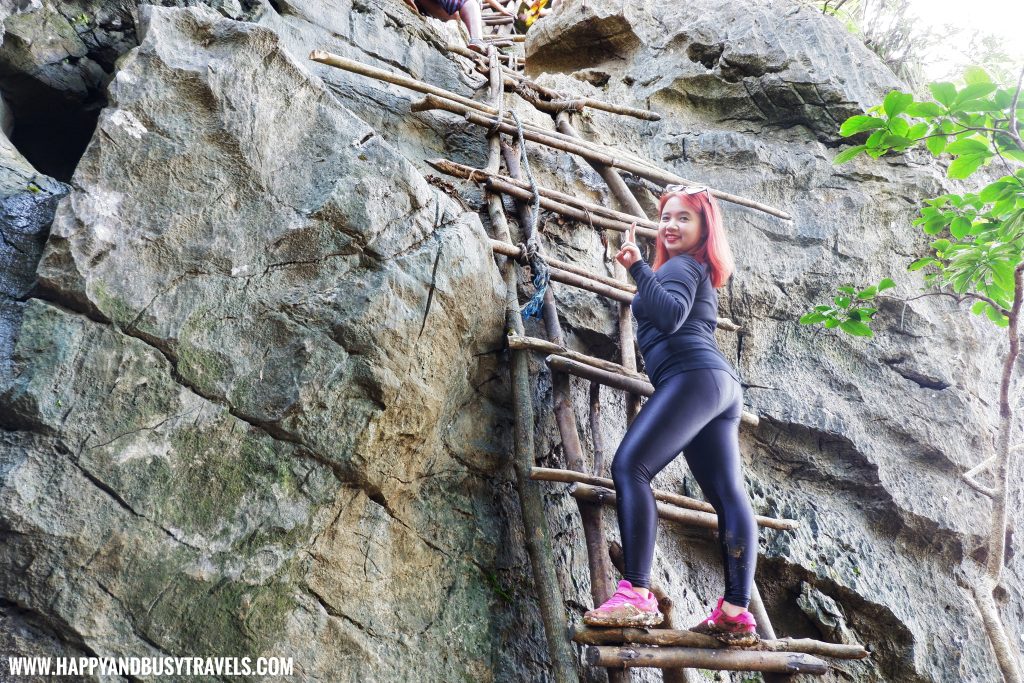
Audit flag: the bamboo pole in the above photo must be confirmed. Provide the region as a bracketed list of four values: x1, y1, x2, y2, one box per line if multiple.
[479, 52, 578, 683]
[553, 113, 646, 425]
[427, 158, 661, 231]
[414, 95, 792, 219]
[546, 355, 759, 427]
[496, 96, 626, 683]
[569, 625, 868, 659]
[531, 467, 800, 531]
[584, 645, 829, 674]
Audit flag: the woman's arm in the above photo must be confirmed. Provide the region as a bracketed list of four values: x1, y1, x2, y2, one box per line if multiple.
[628, 256, 703, 333]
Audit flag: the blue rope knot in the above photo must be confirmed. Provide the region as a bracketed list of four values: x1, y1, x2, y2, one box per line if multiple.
[520, 238, 549, 320]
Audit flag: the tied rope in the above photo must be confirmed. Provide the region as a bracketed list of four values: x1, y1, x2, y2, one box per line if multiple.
[509, 109, 549, 320]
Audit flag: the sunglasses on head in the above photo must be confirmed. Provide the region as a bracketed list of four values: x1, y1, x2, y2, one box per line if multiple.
[664, 184, 711, 198]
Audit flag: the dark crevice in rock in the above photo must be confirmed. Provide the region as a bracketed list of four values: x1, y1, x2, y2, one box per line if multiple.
[686, 42, 724, 70]
[881, 356, 950, 390]
[5, 82, 103, 183]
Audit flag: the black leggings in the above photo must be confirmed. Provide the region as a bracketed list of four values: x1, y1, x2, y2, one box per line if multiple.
[610, 368, 757, 607]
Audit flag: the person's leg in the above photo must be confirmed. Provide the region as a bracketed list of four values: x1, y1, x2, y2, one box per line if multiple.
[458, 0, 484, 40]
[610, 369, 725, 595]
[681, 371, 757, 612]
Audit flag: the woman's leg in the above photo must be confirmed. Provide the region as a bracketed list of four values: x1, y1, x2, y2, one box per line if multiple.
[610, 369, 725, 590]
[458, 0, 484, 40]
[681, 371, 757, 609]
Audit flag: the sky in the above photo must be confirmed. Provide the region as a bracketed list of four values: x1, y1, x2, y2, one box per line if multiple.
[904, 0, 1024, 82]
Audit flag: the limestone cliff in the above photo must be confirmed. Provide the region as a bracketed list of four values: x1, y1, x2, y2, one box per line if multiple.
[0, 1, 1020, 681]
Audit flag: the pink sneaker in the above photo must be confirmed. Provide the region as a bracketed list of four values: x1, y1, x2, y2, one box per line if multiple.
[583, 579, 663, 627]
[688, 596, 760, 647]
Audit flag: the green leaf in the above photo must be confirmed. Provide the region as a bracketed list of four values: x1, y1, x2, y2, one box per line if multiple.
[946, 138, 989, 155]
[883, 91, 914, 117]
[800, 312, 829, 324]
[865, 129, 886, 148]
[857, 285, 878, 299]
[840, 319, 874, 337]
[979, 181, 1007, 203]
[925, 133, 946, 156]
[890, 116, 910, 137]
[991, 260, 1015, 291]
[837, 286, 857, 295]
[814, 305, 833, 312]
[824, 317, 841, 328]
[878, 277, 896, 291]
[906, 101, 945, 118]
[834, 296, 851, 308]
[839, 115, 886, 136]
[984, 304, 1008, 325]
[907, 122, 928, 139]
[954, 82, 997, 106]
[950, 216, 971, 238]
[948, 153, 989, 179]
[930, 239, 951, 252]
[963, 66, 992, 84]
[970, 300, 987, 315]
[930, 82, 957, 106]
[833, 145, 866, 164]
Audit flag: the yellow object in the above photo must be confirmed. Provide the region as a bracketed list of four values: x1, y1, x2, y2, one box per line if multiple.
[515, 0, 548, 30]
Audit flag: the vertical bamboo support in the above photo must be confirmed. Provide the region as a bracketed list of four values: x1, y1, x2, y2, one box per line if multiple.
[555, 113, 643, 425]
[483, 54, 578, 683]
[501, 125, 630, 683]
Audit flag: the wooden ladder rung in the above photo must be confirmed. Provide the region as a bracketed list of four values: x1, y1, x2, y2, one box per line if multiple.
[546, 355, 759, 427]
[569, 482, 801, 532]
[584, 644, 829, 674]
[531, 466, 800, 530]
[570, 624, 869, 660]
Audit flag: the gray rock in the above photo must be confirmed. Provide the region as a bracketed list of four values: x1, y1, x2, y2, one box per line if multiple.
[0, 0, 1021, 681]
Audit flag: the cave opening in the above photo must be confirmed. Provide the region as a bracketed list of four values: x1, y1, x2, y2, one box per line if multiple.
[2, 76, 105, 183]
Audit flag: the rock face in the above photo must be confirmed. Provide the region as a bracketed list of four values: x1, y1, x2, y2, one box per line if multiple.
[1, 0, 1021, 681]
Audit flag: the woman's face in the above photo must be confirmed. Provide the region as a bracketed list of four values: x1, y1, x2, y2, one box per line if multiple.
[659, 195, 703, 257]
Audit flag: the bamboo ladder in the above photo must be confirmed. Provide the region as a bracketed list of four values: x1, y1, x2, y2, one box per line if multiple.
[310, 21, 869, 681]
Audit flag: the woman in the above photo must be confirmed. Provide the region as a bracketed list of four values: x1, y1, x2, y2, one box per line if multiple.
[582, 185, 759, 646]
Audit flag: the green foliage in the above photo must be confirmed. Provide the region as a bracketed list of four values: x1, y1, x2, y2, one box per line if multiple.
[799, 279, 894, 337]
[805, 66, 1024, 336]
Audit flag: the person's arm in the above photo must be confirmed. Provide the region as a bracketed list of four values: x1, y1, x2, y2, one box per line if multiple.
[485, 0, 515, 15]
[628, 256, 703, 334]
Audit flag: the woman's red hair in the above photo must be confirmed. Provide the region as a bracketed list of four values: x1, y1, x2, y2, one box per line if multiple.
[650, 191, 735, 289]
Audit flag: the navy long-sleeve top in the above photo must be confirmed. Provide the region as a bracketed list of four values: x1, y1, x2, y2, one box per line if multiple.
[627, 254, 740, 388]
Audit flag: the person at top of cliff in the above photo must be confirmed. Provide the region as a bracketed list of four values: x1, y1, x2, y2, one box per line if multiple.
[581, 185, 761, 647]
[404, 0, 493, 55]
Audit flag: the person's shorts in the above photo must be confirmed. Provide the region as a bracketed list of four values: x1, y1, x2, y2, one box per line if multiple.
[416, 0, 468, 15]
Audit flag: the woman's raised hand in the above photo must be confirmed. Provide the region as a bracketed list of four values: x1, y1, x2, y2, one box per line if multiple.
[615, 222, 642, 269]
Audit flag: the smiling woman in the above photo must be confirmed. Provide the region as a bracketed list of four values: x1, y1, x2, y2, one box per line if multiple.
[582, 187, 760, 646]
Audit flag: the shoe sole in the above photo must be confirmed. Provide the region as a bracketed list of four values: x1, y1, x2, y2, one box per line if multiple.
[583, 611, 664, 628]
